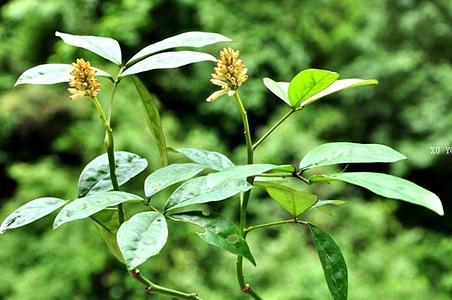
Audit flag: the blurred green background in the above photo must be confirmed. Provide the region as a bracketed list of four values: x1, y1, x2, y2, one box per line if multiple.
[0, 0, 451, 299]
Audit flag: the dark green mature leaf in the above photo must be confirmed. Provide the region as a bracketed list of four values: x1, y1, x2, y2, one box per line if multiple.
[15, 64, 111, 86]
[55, 31, 122, 65]
[172, 212, 256, 265]
[264, 183, 318, 216]
[288, 69, 339, 106]
[132, 76, 168, 166]
[175, 148, 235, 171]
[299, 78, 378, 107]
[300, 142, 406, 170]
[144, 163, 205, 198]
[121, 51, 216, 77]
[91, 209, 125, 263]
[117, 212, 168, 270]
[53, 192, 143, 229]
[309, 224, 348, 300]
[263, 77, 290, 106]
[164, 177, 252, 212]
[322, 172, 444, 215]
[0, 198, 65, 234]
[126, 31, 231, 66]
[77, 151, 148, 197]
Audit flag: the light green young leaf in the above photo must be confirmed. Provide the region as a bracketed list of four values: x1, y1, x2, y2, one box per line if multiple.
[263, 77, 290, 106]
[0, 197, 66, 234]
[53, 191, 143, 229]
[172, 212, 256, 265]
[175, 148, 235, 171]
[313, 172, 444, 215]
[121, 51, 216, 77]
[117, 212, 168, 270]
[164, 177, 252, 212]
[288, 69, 339, 106]
[300, 142, 406, 170]
[144, 163, 205, 198]
[55, 31, 122, 65]
[205, 164, 279, 183]
[127, 31, 231, 66]
[309, 224, 348, 300]
[264, 183, 318, 216]
[15, 64, 111, 86]
[300, 78, 378, 107]
[78, 151, 148, 197]
[132, 76, 168, 166]
[91, 209, 125, 263]
[312, 200, 346, 209]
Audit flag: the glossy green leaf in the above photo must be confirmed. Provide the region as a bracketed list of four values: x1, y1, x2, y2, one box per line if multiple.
[288, 69, 339, 106]
[172, 212, 256, 265]
[117, 212, 168, 270]
[91, 209, 125, 263]
[312, 200, 346, 209]
[206, 164, 279, 183]
[15, 64, 111, 86]
[0, 197, 65, 234]
[300, 142, 406, 170]
[53, 191, 143, 229]
[165, 177, 252, 212]
[263, 77, 290, 106]
[264, 183, 318, 216]
[132, 76, 168, 166]
[309, 224, 348, 300]
[78, 151, 148, 197]
[121, 51, 216, 77]
[175, 148, 235, 171]
[315, 172, 444, 215]
[127, 31, 231, 66]
[55, 31, 122, 64]
[144, 163, 205, 198]
[300, 78, 378, 107]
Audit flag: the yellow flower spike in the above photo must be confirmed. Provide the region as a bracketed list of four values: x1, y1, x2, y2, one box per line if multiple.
[206, 48, 248, 102]
[68, 58, 101, 100]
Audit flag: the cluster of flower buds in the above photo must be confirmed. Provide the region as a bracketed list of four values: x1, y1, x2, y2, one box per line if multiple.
[68, 58, 101, 100]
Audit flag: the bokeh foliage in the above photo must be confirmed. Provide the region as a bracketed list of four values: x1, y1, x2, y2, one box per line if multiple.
[0, 0, 450, 299]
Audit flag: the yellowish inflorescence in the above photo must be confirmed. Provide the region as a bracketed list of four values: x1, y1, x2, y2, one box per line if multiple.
[206, 48, 248, 102]
[68, 58, 101, 100]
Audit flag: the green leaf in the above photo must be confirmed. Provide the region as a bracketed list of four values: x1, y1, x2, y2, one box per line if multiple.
[300, 142, 406, 170]
[164, 164, 278, 211]
[55, 31, 122, 65]
[312, 200, 346, 209]
[91, 209, 125, 263]
[300, 78, 378, 107]
[144, 163, 205, 198]
[15, 64, 111, 86]
[263, 77, 290, 106]
[0, 197, 65, 234]
[316, 172, 444, 215]
[132, 76, 168, 166]
[126, 31, 231, 66]
[309, 224, 348, 300]
[117, 212, 168, 270]
[78, 151, 148, 197]
[172, 212, 256, 265]
[288, 69, 339, 106]
[53, 191, 143, 229]
[165, 177, 252, 212]
[175, 148, 235, 171]
[264, 183, 318, 216]
[121, 51, 216, 77]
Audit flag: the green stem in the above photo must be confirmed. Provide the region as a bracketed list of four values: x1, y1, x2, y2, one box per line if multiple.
[252, 107, 297, 150]
[91, 96, 123, 224]
[233, 92, 262, 300]
[130, 269, 204, 300]
[245, 219, 306, 234]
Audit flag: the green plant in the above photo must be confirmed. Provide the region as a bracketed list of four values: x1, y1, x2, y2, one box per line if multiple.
[0, 31, 443, 300]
